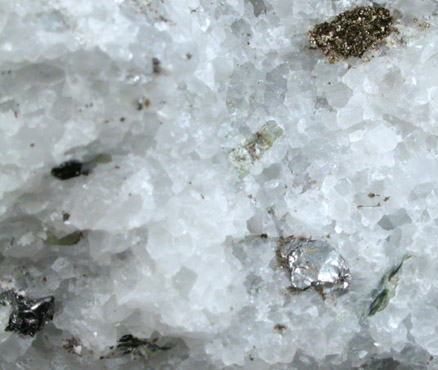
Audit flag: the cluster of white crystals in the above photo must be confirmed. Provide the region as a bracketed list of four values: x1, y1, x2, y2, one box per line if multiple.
[1, 0, 438, 368]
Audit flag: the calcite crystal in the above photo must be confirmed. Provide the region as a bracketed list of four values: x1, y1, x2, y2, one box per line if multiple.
[279, 238, 350, 293]
[1, 0, 438, 368]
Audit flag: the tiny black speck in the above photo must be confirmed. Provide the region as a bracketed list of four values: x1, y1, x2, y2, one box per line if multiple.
[152, 58, 161, 74]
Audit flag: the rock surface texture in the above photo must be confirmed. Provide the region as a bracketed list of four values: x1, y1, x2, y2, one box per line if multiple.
[0, 0, 437, 369]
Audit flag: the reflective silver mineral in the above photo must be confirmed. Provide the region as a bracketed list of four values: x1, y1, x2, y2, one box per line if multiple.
[280, 239, 350, 293]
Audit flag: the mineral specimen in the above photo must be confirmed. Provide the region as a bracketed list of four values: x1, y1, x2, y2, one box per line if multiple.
[62, 337, 83, 356]
[279, 238, 350, 293]
[308, 6, 394, 62]
[1, 0, 437, 368]
[230, 120, 283, 176]
[108, 334, 171, 359]
[367, 256, 407, 317]
[51, 160, 86, 180]
[3, 292, 55, 337]
[44, 230, 84, 246]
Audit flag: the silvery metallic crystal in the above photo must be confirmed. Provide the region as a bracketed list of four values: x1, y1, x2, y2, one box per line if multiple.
[1, 290, 55, 337]
[281, 239, 350, 292]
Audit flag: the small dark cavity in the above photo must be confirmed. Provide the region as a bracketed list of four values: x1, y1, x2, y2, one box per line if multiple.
[152, 58, 161, 74]
[248, 0, 267, 17]
[1, 291, 55, 337]
[308, 6, 395, 63]
[62, 212, 70, 222]
[361, 357, 401, 370]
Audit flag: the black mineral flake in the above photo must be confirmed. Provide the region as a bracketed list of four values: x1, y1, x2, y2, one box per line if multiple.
[5, 293, 55, 337]
[51, 160, 84, 180]
[117, 334, 170, 356]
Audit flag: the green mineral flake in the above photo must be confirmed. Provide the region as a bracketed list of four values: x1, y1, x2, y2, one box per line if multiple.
[368, 288, 390, 316]
[45, 231, 83, 246]
[308, 6, 395, 63]
[230, 120, 283, 176]
[367, 255, 408, 317]
[92, 153, 112, 164]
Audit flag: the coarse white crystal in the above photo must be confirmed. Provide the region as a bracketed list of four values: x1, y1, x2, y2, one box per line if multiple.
[1, 0, 438, 369]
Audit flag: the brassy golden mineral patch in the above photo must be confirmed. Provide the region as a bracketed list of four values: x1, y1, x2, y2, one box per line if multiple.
[308, 6, 394, 63]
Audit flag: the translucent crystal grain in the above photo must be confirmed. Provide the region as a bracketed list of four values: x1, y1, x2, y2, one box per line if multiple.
[230, 120, 283, 176]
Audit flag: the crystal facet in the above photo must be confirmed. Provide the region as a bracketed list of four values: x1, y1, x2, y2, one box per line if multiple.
[281, 239, 350, 292]
[4, 292, 55, 337]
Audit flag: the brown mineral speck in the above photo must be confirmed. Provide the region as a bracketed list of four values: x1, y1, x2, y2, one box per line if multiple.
[418, 22, 430, 29]
[274, 324, 287, 332]
[120, 117, 125, 122]
[308, 6, 395, 63]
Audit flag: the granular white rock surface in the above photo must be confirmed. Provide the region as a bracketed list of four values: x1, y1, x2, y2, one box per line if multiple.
[0, 0, 438, 368]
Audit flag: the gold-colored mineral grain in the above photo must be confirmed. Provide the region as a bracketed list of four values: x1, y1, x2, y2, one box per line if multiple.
[308, 6, 395, 63]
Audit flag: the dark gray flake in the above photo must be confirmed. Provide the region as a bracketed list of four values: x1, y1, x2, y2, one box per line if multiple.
[3, 292, 55, 337]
